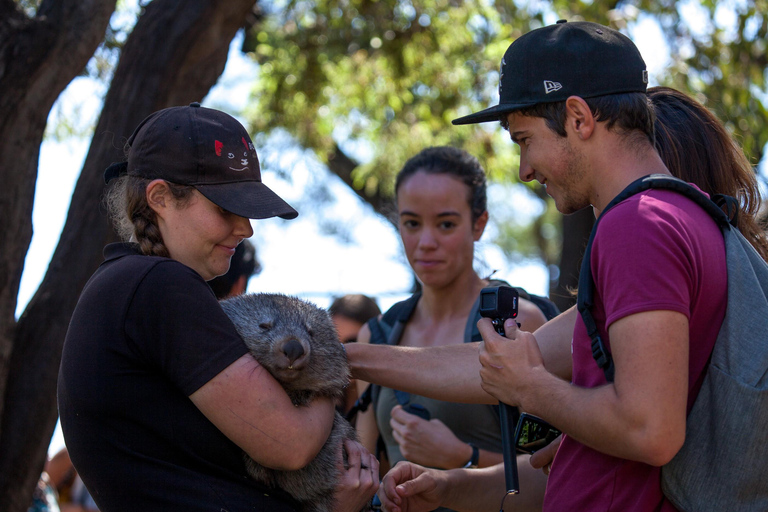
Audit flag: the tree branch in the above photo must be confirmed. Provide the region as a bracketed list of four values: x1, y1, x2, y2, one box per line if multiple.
[326, 144, 395, 222]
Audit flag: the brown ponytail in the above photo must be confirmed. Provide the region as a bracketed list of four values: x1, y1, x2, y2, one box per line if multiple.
[650, 87, 768, 262]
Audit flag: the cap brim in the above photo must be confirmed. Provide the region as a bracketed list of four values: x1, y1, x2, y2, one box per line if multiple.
[196, 181, 298, 220]
[452, 102, 538, 125]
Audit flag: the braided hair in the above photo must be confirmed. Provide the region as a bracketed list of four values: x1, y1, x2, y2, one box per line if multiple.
[105, 175, 195, 257]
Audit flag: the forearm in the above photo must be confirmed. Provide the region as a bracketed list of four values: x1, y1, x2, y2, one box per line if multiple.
[438, 465, 506, 512]
[440, 459, 545, 512]
[191, 355, 336, 470]
[533, 306, 575, 381]
[480, 311, 688, 467]
[347, 343, 496, 404]
[517, 367, 682, 466]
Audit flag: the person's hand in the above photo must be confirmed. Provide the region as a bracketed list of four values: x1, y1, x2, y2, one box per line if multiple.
[477, 318, 546, 407]
[390, 405, 469, 469]
[378, 461, 446, 512]
[333, 439, 380, 512]
[529, 434, 562, 475]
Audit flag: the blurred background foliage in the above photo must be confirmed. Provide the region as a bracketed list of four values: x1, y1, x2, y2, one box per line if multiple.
[238, 0, 768, 280]
[45, 0, 768, 293]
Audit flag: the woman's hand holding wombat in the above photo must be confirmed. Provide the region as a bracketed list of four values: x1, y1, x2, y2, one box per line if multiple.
[333, 439, 380, 512]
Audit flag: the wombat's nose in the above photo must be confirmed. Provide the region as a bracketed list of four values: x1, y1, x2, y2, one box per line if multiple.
[282, 339, 305, 366]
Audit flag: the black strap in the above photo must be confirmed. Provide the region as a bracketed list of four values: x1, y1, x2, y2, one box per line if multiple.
[578, 174, 738, 383]
[345, 384, 373, 422]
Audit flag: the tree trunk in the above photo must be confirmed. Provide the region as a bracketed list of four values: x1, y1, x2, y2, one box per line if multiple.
[0, 1, 258, 510]
[0, 0, 117, 499]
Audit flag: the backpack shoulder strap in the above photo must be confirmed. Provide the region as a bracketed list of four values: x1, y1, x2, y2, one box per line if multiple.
[369, 293, 420, 346]
[577, 174, 738, 383]
[362, 293, 421, 411]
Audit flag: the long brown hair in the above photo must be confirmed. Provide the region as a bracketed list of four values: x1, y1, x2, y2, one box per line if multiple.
[105, 175, 195, 257]
[650, 86, 768, 261]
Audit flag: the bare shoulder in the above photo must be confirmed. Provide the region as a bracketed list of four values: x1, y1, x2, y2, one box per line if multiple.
[518, 298, 548, 332]
[356, 317, 377, 345]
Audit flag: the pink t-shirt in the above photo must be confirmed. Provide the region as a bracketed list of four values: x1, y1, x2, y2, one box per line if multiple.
[544, 189, 727, 512]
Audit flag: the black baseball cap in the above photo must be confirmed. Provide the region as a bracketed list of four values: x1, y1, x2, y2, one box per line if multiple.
[104, 102, 298, 220]
[452, 20, 648, 125]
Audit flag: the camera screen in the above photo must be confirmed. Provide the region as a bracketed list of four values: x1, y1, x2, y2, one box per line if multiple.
[515, 415, 561, 454]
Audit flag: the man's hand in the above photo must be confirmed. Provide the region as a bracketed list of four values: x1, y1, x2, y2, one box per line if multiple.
[378, 461, 446, 512]
[333, 439, 380, 512]
[529, 434, 562, 475]
[390, 405, 471, 469]
[477, 318, 546, 408]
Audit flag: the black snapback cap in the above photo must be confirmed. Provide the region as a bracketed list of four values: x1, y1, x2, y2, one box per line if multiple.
[105, 103, 298, 220]
[452, 20, 648, 125]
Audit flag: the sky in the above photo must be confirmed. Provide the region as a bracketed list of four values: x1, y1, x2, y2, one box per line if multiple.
[30, 5, 766, 456]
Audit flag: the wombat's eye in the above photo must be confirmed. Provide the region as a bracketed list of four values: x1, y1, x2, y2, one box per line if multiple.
[306, 328, 314, 337]
[259, 322, 272, 330]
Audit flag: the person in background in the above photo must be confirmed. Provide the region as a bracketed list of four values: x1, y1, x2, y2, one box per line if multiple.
[354, 146, 552, 511]
[329, 294, 381, 344]
[208, 239, 260, 299]
[57, 103, 377, 512]
[328, 294, 382, 415]
[43, 448, 99, 512]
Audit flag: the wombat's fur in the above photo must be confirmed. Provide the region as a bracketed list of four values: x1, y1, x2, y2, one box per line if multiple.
[219, 293, 366, 512]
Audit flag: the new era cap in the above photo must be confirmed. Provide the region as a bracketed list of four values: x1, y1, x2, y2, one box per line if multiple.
[105, 103, 298, 220]
[453, 20, 648, 125]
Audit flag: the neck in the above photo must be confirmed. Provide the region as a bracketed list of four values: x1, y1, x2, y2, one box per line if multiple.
[587, 133, 671, 216]
[419, 271, 486, 322]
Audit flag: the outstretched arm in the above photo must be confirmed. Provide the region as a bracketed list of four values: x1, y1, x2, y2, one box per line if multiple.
[347, 306, 577, 404]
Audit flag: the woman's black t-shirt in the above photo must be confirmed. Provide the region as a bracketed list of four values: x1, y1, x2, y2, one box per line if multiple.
[58, 243, 298, 511]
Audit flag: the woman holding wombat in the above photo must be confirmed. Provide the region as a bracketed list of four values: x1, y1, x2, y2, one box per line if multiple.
[57, 103, 378, 512]
[353, 146, 555, 511]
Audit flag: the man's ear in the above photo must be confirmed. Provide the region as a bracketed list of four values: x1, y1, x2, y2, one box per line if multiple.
[564, 96, 595, 140]
[473, 210, 489, 241]
[145, 179, 170, 214]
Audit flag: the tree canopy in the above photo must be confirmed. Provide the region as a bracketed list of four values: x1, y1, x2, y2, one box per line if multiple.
[243, 0, 768, 302]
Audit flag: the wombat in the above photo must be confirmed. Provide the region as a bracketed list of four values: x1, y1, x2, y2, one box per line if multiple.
[219, 293, 368, 512]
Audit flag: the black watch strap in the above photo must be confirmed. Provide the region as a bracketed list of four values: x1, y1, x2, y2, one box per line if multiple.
[463, 443, 479, 468]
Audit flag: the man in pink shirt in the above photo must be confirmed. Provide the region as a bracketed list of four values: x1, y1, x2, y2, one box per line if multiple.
[365, 20, 726, 512]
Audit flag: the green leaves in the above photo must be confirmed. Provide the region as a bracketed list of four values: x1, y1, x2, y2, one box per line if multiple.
[244, 0, 768, 262]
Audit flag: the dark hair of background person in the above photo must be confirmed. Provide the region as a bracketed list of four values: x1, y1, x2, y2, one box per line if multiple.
[503, 92, 655, 147]
[209, 240, 261, 299]
[395, 146, 487, 222]
[649, 86, 768, 262]
[329, 294, 381, 326]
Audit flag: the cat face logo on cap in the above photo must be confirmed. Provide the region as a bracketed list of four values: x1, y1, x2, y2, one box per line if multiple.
[219, 136, 254, 172]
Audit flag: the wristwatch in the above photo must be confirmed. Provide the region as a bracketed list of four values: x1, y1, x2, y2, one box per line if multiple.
[462, 443, 479, 469]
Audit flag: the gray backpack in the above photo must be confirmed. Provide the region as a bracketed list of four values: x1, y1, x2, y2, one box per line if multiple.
[578, 174, 768, 512]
